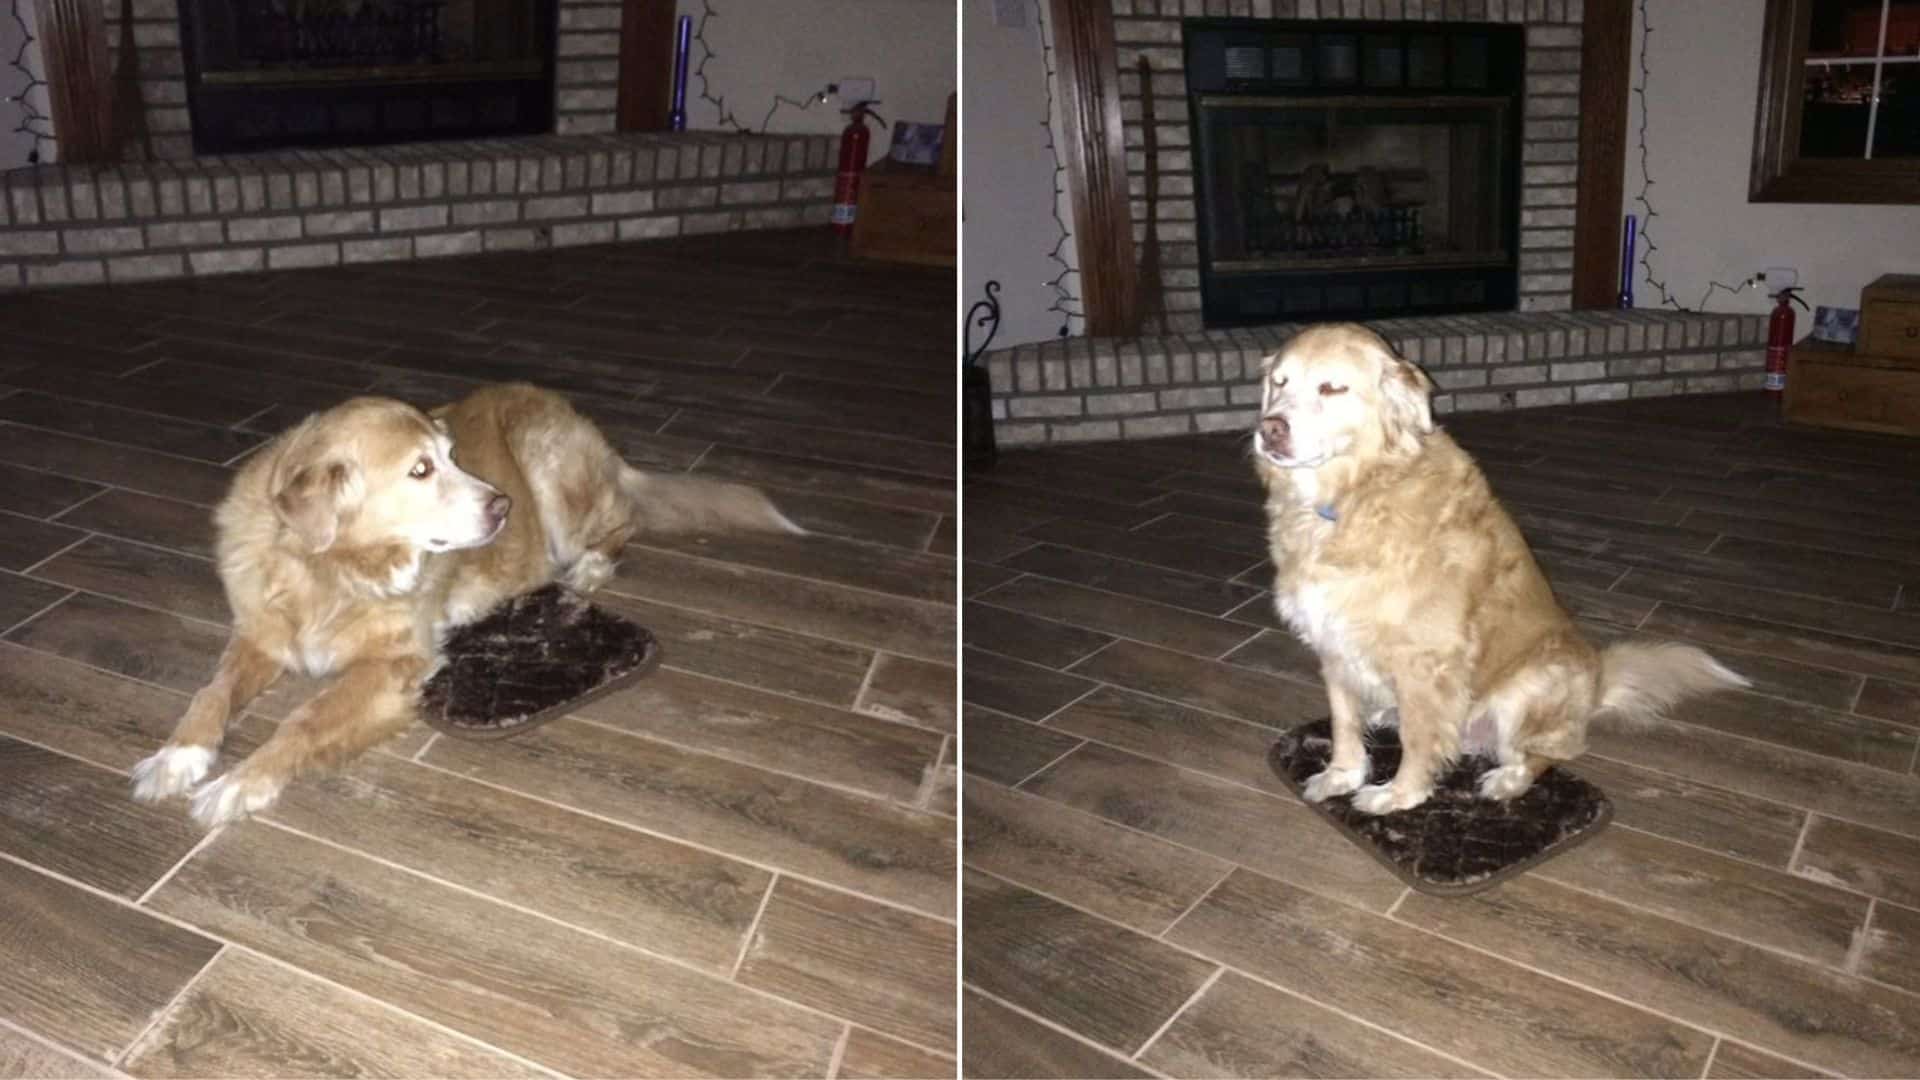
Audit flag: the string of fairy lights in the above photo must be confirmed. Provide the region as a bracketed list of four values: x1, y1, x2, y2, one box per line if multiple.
[689, 0, 830, 135]
[6, 0, 53, 166]
[1033, 0, 1080, 338]
[1630, 0, 1679, 309]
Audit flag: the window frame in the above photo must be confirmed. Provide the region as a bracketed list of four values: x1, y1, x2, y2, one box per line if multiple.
[1750, 0, 1920, 204]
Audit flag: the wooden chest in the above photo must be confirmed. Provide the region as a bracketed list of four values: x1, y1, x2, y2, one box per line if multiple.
[1785, 339, 1920, 436]
[1858, 274, 1920, 363]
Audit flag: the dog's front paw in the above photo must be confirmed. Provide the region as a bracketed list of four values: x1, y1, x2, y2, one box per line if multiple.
[130, 745, 216, 802]
[1302, 759, 1369, 803]
[188, 768, 285, 828]
[1350, 781, 1430, 816]
[1477, 764, 1536, 801]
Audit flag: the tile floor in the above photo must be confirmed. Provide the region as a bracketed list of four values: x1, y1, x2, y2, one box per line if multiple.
[0, 228, 956, 1079]
[963, 392, 1920, 1079]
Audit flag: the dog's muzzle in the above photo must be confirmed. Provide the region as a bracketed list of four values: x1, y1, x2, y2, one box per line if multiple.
[1259, 414, 1291, 458]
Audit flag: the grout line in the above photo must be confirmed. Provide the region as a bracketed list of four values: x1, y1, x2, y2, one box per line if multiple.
[683, 442, 717, 473]
[115, 356, 168, 378]
[136, 824, 229, 906]
[1845, 899, 1877, 976]
[1384, 886, 1413, 919]
[1895, 584, 1906, 614]
[919, 513, 944, 554]
[410, 731, 440, 763]
[0, 585, 76, 639]
[44, 485, 113, 521]
[18, 531, 99, 577]
[1786, 811, 1815, 875]
[1698, 1037, 1720, 1080]
[112, 943, 227, 1068]
[730, 873, 779, 981]
[962, 985, 1176, 1080]
[1634, 597, 1659, 631]
[1158, 865, 1236, 941]
[230, 403, 280, 432]
[849, 652, 883, 713]
[1035, 682, 1107, 726]
[0, 1015, 134, 1080]
[824, 1023, 851, 1080]
[1130, 965, 1223, 1063]
[1849, 677, 1870, 716]
[1213, 622, 1270, 662]
[1010, 739, 1089, 792]
[609, 541, 952, 625]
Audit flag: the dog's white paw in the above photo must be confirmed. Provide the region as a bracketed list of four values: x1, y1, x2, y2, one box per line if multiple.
[1477, 764, 1536, 801]
[561, 551, 617, 593]
[1350, 781, 1430, 816]
[188, 770, 284, 828]
[1302, 759, 1369, 803]
[130, 745, 216, 803]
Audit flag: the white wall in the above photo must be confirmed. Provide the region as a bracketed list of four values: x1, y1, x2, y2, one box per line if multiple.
[961, 0, 1078, 349]
[1628, 0, 1920, 316]
[676, 0, 953, 164]
[0, 0, 54, 170]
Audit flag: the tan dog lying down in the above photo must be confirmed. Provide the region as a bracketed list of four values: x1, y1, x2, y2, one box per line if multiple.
[1252, 324, 1744, 815]
[131, 383, 798, 827]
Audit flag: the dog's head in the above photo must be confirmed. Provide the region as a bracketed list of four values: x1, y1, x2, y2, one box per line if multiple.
[270, 397, 510, 556]
[1252, 322, 1434, 472]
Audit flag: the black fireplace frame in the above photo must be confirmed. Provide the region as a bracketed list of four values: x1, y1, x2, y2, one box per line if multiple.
[177, 0, 560, 155]
[1184, 18, 1525, 328]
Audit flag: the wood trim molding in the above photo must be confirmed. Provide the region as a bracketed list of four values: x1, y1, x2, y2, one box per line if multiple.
[36, 0, 115, 162]
[616, 0, 678, 132]
[1048, 0, 1139, 337]
[1572, 0, 1632, 309]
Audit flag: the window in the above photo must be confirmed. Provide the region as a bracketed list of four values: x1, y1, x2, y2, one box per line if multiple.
[1751, 0, 1920, 203]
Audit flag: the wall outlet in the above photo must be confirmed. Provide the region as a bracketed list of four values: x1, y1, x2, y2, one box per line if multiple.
[1758, 266, 1800, 290]
[837, 78, 876, 104]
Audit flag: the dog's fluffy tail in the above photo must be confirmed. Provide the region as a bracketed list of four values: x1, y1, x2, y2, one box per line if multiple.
[618, 466, 805, 536]
[1595, 640, 1748, 729]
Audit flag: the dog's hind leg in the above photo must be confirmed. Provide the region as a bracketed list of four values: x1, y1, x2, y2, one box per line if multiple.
[131, 636, 283, 803]
[1351, 669, 1466, 815]
[188, 655, 424, 828]
[1302, 666, 1372, 802]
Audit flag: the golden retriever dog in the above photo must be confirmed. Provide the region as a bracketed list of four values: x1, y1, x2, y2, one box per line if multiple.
[1253, 324, 1745, 815]
[130, 383, 798, 827]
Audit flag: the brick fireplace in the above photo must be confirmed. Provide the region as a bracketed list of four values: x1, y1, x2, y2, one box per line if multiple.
[982, 0, 1767, 446]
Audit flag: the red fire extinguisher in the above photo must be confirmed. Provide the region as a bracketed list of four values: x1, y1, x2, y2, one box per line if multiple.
[1765, 286, 1808, 396]
[831, 102, 882, 236]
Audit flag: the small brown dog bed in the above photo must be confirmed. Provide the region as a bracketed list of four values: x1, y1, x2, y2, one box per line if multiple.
[420, 585, 660, 740]
[1269, 718, 1611, 896]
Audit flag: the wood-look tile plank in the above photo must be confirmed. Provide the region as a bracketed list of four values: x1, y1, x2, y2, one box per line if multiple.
[424, 718, 954, 917]
[1395, 874, 1920, 1078]
[0, 863, 220, 1061]
[661, 410, 953, 478]
[1621, 570, 1920, 650]
[0, 1026, 113, 1079]
[962, 525, 1038, 566]
[963, 869, 1216, 1057]
[1169, 868, 1714, 1079]
[966, 482, 1163, 530]
[963, 561, 1021, 598]
[53, 490, 215, 558]
[963, 601, 1113, 670]
[1019, 518, 1263, 580]
[0, 424, 233, 506]
[1706, 1041, 1831, 1079]
[1, 365, 265, 428]
[594, 593, 874, 708]
[960, 989, 1150, 1080]
[760, 489, 943, 552]
[856, 654, 956, 734]
[1046, 686, 1292, 794]
[1859, 901, 1920, 995]
[1674, 690, 1917, 773]
[1857, 677, 1920, 728]
[129, 360, 365, 414]
[121, 949, 543, 1079]
[1140, 970, 1488, 1080]
[267, 750, 772, 973]
[976, 575, 1263, 659]
[0, 511, 85, 571]
[149, 824, 841, 1078]
[609, 545, 950, 666]
[0, 738, 204, 898]
[961, 647, 1095, 721]
[964, 778, 1232, 934]
[5, 591, 224, 694]
[1534, 825, 1870, 968]
[1640, 603, 1920, 686]
[737, 878, 955, 1051]
[0, 461, 104, 518]
[1569, 755, 1807, 867]
[637, 531, 953, 604]
[0, 641, 190, 771]
[960, 706, 1082, 786]
[1026, 743, 1405, 914]
[836, 1028, 954, 1080]
[1070, 639, 1324, 731]
[0, 394, 262, 465]
[572, 667, 945, 804]
[30, 537, 227, 625]
[1220, 628, 1322, 684]
[1001, 544, 1261, 616]
[1795, 815, 1920, 907]
[698, 446, 953, 515]
[1681, 509, 1920, 565]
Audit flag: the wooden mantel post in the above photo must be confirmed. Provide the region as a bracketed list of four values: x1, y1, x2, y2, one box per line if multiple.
[1049, 0, 1140, 338]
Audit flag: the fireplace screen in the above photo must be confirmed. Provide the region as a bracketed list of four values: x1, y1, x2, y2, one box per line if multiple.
[180, 0, 556, 153]
[1186, 20, 1522, 327]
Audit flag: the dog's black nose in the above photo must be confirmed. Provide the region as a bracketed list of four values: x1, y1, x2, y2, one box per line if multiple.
[1261, 415, 1290, 454]
[486, 493, 512, 527]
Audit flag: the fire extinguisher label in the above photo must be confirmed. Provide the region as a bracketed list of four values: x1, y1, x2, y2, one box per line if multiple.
[831, 204, 856, 225]
[1764, 371, 1786, 391]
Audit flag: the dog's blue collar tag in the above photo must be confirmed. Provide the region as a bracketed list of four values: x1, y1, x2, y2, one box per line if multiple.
[1316, 504, 1338, 522]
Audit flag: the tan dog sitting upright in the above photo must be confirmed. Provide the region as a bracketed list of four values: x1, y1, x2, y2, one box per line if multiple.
[131, 383, 798, 828]
[1252, 324, 1745, 815]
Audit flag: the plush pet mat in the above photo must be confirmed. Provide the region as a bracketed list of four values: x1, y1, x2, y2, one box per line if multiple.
[420, 585, 660, 740]
[1269, 719, 1612, 896]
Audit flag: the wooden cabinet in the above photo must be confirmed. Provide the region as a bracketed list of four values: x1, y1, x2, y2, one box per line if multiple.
[1858, 274, 1920, 362]
[849, 94, 955, 268]
[1785, 339, 1920, 436]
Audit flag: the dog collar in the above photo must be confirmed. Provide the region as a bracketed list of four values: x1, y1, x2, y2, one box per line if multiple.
[1316, 505, 1338, 522]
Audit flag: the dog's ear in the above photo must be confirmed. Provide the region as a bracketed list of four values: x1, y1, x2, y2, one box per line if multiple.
[273, 459, 353, 553]
[1377, 345, 1435, 451]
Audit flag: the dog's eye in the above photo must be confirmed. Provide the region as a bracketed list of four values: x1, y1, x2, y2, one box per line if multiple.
[1272, 373, 1288, 389]
[409, 458, 434, 480]
[1319, 383, 1349, 396]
